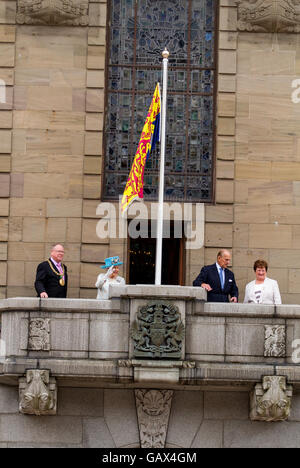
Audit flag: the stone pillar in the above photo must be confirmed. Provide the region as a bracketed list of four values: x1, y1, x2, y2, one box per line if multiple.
[80, 0, 115, 299]
[201, 0, 237, 283]
[0, 1, 16, 299]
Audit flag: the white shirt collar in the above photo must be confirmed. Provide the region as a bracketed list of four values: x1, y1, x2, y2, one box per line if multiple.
[51, 257, 61, 268]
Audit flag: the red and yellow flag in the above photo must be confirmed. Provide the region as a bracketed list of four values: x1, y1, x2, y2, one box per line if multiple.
[121, 84, 161, 213]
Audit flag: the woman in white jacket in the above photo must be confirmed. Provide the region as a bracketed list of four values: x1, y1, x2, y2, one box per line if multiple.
[244, 259, 282, 305]
[95, 256, 125, 300]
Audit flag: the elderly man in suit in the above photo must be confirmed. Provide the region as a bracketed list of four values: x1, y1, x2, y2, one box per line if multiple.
[35, 244, 68, 298]
[193, 249, 238, 303]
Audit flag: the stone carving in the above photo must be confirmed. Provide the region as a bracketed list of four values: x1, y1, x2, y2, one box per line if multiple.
[250, 375, 292, 421]
[117, 359, 133, 381]
[264, 325, 285, 357]
[181, 361, 196, 385]
[237, 0, 300, 32]
[135, 389, 173, 448]
[182, 361, 196, 368]
[16, 0, 89, 26]
[118, 360, 132, 367]
[19, 369, 57, 415]
[28, 318, 50, 351]
[131, 300, 185, 359]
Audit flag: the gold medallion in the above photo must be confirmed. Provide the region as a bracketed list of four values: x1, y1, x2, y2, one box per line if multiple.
[59, 278, 65, 286]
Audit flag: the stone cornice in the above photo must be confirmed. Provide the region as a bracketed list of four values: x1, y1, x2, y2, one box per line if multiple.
[16, 0, 89, 26]
[237, 0, 300, 32]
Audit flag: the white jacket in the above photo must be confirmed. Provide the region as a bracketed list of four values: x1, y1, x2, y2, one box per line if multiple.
[243, 277, 282, 305]
[95, 273, 125, 300]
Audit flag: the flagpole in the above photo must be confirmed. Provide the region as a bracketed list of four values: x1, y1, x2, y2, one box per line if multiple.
[155, 48, 169, 286]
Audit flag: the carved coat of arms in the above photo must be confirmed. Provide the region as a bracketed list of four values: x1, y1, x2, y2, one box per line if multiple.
[131, 301, 185, 359]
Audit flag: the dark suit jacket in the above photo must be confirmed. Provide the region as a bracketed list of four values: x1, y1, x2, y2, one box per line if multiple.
[35, 259, 68, 298]
[193, 263, 238, 303]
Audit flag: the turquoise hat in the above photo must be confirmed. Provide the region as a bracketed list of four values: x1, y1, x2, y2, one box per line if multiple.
[101, 256, 123, 269]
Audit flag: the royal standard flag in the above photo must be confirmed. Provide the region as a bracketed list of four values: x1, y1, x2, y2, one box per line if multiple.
[121, 83, 161, 213]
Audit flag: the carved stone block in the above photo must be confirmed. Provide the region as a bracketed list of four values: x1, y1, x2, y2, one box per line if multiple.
[264, 325, 285, 357]
[180, 361, 196, 384]
[117, 359, 133, 382]
[250, 376, 292, 421]
[135, 389, 173, 448]
[28, 318, 50, 351]
[16, 0, 89, 26]
[19, 369, 57, 415]
[237, 0, 300, 33]
[130, 300, 185, 359]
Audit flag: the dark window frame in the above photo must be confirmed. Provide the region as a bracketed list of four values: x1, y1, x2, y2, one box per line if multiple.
[127, 220, 186, 285]
[101, 0, 219, 204]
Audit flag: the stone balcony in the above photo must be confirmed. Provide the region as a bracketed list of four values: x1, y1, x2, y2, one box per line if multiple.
[1, 285, 300, 391]
[1, 285, 300, 430]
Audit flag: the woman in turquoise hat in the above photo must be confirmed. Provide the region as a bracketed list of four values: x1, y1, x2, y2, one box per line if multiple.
[95, 256, 125, 300]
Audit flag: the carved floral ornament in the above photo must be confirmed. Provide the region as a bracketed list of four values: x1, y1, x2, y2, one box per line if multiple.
[16, 0, 89, 26]
[19, 369, 57, 416]
[135, 389, 173, 448]
[250, 375, 292, 421]
[236, 0, 300, 32]
[264, 325, 286, 357]
[28, 318, 50, 351]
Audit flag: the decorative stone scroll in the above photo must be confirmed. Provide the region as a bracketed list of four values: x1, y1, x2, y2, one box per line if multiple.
[135, 389, 173, 448]
[237, 0, 300, 33]
[264, 325, 285, 357]
[28, 318, 50, 351]
[130, 300, 185, 359]
[19, 369, 57, 415]
[250, 375, 292, 421]
[16, 0, 89, 26]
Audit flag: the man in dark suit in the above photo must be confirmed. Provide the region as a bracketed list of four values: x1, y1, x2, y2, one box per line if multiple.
[193, 249, 238, 303]
[35, 244, 68, 298]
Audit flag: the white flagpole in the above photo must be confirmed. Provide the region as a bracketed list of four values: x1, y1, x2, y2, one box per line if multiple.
[155, 48, 169, 285]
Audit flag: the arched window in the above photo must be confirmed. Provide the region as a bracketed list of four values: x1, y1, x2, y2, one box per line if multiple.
[103, 0, 217, 202]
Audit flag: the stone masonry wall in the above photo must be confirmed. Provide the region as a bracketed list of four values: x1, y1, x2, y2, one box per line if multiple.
[1, 386, 300, 448]
[177, 0, 237, 287]
[0, 0, 238, 299]
[9, 23, 86, 298]
[1, 0, 300, 302]
[234, 30, 300, 304]
[0, 1, 109, 299]
[0, 1, 16, 299]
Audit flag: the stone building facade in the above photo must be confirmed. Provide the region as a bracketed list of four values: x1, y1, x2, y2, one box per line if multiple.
[1, 0, 300, 449]
[0, 0, 300, 301]
[1, 292, 300, 448]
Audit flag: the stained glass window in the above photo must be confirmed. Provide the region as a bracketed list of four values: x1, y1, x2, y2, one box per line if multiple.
[103, 0, 217, 202]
